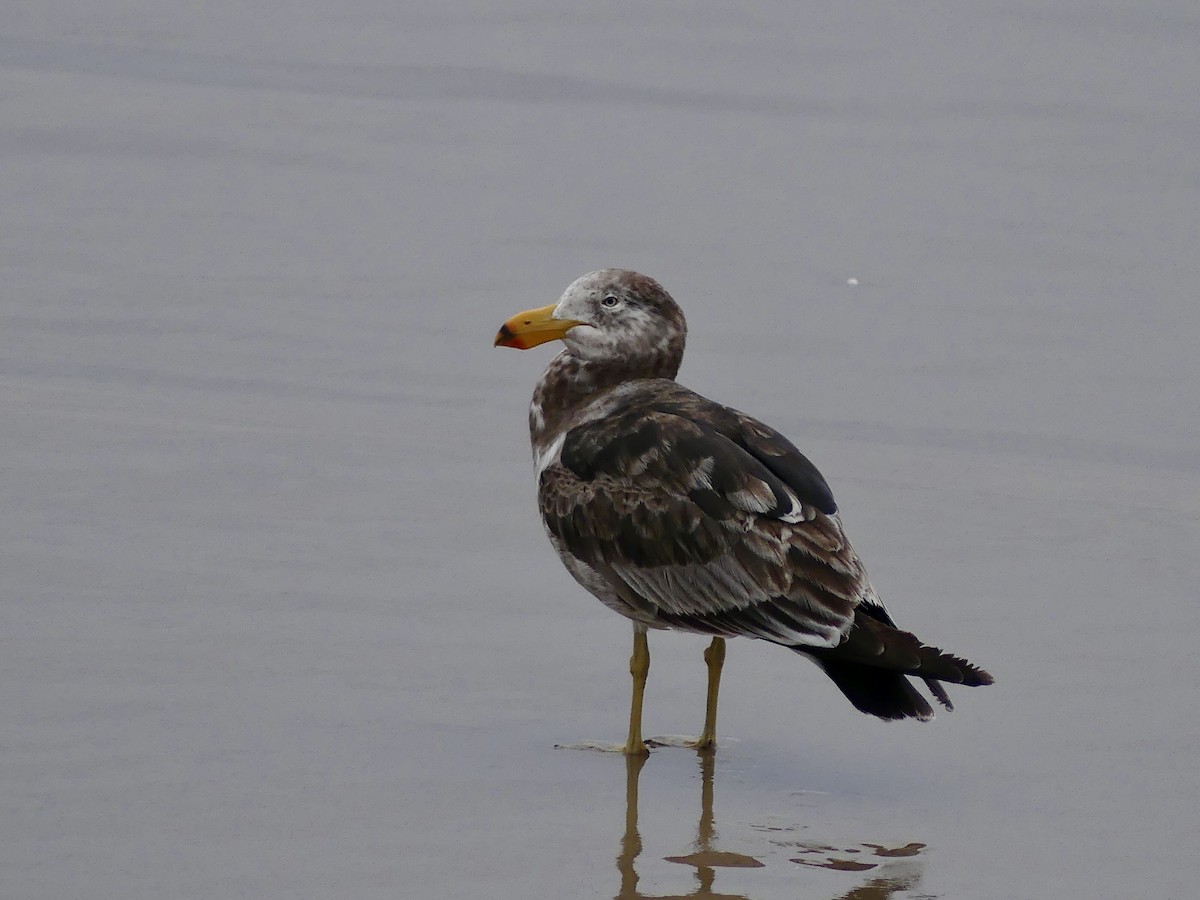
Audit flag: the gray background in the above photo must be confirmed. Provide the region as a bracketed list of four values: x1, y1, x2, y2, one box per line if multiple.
[3, 2, 1198, 898]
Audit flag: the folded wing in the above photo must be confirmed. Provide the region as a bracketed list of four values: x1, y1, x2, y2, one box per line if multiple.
[539, 386, 868, 649]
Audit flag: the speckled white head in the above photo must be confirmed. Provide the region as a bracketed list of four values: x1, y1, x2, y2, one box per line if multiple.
[553, 269, 687, 368]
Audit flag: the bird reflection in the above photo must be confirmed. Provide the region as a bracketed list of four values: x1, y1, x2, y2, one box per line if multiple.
[615, 750, 926, 900]
[617, 749, 756, 900]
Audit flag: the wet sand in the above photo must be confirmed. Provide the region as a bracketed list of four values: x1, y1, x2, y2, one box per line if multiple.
[3, 3, 1198, 898]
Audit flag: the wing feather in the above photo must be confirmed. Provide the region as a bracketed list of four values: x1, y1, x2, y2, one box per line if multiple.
[539, 389, 871, 648]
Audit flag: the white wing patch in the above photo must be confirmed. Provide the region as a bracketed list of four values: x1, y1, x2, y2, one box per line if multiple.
[684, 455, 717, 490]
[727, 477, 778, 515]
[775, 486, 814, 523]
[533, 432, 566, 477]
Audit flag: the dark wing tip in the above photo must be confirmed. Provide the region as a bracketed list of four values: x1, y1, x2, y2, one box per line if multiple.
[924, 677, 954, 711]
[938, 651, 994, 687]
[730, 412, 838, 515]
[925, 656, 993, 711]
[814, 658, 936, 721]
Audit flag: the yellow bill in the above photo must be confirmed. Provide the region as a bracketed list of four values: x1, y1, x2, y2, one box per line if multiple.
[494, 303, 583, 350]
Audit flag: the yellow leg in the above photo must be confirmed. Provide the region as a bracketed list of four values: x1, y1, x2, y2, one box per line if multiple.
[624, 627, 650, 756]
[696, 637, 726, 750]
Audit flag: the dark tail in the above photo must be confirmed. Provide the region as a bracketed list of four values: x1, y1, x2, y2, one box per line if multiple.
[798, 608, 993, 721]
[812, 658, 938, 720]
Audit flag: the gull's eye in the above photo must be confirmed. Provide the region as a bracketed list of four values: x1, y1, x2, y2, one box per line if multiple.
[600, 294, 621, 309]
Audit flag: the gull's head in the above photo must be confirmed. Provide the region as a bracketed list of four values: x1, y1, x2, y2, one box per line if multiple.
[494, 269, 687, 372]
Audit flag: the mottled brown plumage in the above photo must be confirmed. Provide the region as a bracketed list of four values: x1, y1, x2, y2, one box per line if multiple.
[496, 269, 991, 741]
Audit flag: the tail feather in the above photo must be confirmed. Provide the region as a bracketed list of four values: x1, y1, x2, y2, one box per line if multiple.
[814, 658, 936, 721]
[797, 608, 993, 721]
[923, 676, 954, 712]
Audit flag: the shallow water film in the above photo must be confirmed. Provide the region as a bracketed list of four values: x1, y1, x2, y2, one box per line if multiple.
[3, 3, 1198, 899]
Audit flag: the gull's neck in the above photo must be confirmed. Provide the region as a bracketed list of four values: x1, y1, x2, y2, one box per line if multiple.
[528, 348, 679, 456]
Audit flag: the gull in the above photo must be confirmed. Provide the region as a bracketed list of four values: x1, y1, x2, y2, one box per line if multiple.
[495, 269, 992, 754]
